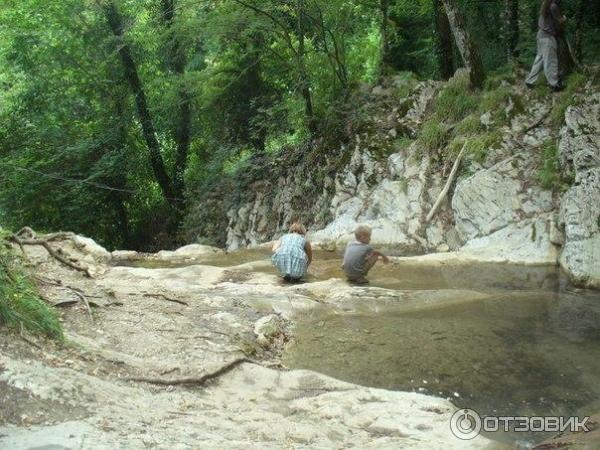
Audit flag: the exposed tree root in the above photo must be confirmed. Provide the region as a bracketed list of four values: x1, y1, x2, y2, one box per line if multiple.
[143, 293, 188, 306]
[125, 357, 256, 386]
[9, 234, 92, 278]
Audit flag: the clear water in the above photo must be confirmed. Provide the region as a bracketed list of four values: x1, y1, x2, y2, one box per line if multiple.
[282, 264, 600, 447]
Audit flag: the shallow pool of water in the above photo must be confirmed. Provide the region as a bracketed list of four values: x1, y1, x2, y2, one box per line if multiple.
[283, 280, 600, 447]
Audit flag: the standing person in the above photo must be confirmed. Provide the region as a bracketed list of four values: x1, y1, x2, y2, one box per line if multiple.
[526, 0, 567, 91]
[272, 222, 312, 282]
[342, 225, 390, 284]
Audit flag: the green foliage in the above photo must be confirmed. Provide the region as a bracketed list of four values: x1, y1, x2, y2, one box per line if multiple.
[449, 131, 502, 163]
[417, 120, 449, 151]
[433, 71, 478, 122]
[537, 139, 571, 192]
[0, 245, 63, 340]
[419, 70, 522, 162]
[454, 114, 484, 135]
[0, 0, 598, 250]
[550, 72, 587, 128]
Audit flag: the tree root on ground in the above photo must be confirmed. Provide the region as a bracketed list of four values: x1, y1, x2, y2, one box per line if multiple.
[8, 232, 92, 278]
[125, 357, 257, 386]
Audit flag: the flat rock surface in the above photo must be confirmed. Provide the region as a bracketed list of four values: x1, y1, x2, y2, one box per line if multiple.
[0, 239, 508, 449]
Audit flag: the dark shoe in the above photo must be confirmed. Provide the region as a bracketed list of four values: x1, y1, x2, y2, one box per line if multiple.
[525, 82, 535, 90]
[348, 277, 369, 285]
[550, 83, 565, 92]
[282, 274, 302, 283]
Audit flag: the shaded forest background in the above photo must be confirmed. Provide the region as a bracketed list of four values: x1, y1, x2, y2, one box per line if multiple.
[1, 0, 599, 251]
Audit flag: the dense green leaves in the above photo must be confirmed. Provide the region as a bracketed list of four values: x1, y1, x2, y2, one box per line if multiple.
[0, 0, 598, 250]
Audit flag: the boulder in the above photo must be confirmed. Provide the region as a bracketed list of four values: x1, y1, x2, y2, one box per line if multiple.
[156, 244, 224, 260]
[70, 235, 112, 263]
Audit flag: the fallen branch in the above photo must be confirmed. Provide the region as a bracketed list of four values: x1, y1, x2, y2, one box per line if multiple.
[143, 293, 188, 306]
[521, 107, 551, 135]
[125, 357, 255, 386]
[72, 289, 94, 322]
[19, 323, 43, 350]
[9, 235, 92, 277]
[425, 142, 467, 223]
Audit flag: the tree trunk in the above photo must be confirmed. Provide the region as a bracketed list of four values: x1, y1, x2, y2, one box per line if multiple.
[379, 0, 390, 80]
[104, 1, 176, 204]
[296, 0, 317, 134]
[433, 0, 454, 80]
[505, 0, 519, 61]
[441, 0, 485, 89]
[160, 0, 191, 204]
[574, 0, 584, 62]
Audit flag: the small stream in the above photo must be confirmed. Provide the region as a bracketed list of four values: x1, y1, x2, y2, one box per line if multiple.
[117, 249, 600, 447]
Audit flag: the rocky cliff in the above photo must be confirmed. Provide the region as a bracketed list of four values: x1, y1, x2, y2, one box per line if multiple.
[189, 71, 600, 287]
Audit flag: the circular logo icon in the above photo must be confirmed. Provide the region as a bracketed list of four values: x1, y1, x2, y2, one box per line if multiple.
[450, 408, 482, 440]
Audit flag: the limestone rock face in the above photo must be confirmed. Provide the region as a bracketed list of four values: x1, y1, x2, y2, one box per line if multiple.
[310, 143, 436, 250]
[558, 93, 600, 287]
[220, 79, 600, 271]
[451, 156, 558, 264]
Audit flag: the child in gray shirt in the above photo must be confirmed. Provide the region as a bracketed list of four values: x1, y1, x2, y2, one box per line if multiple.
[343, 225, 389, 283]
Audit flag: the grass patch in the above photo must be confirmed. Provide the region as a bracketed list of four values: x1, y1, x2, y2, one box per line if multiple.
[433, 71, 479, 122]
[417, 120, 450, 151]
[550, 72, 587, 128]
[454, 114, 484, 135]
[450, 130, 503, 163]
[537, 139, 572, 192]
[479, 86, 524, 121]
[0, 245, 63, 340]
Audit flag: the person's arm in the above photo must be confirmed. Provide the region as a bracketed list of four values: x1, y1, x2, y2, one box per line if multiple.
[272, 240, 281, 252]
[551, 3, 566, 24]
[371, 250, 390, 264]
[304, 241, 313, 265]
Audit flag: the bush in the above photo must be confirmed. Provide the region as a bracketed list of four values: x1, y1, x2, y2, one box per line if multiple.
[0, 244, 63, 340]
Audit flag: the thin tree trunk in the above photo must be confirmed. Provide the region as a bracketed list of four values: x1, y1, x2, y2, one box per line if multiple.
[574, 0, 584, 62]
[296, 0, 317, 134]
[161, 0, 191, 204]
[505, 0, 519, 61]
[379, 0, 390, 80]
[104, 1, 176, 203]
[433, 0, 454, 80]
[441, 0, 485, 89]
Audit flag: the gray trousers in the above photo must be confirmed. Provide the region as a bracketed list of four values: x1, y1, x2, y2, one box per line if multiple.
[526, 35, 559, 87]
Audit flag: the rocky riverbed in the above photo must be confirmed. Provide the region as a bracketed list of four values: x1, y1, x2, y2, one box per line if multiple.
[1, 237, 509, 450]
[2, 236, 600, 449]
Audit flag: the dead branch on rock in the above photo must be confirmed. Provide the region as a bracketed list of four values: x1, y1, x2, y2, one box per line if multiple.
[521, 107, 551, 135]
[125, 357, 255, 386]
[19, 324, 43, 350]
[9, 234, 92, 277]
[425, 142, 466, 223]
[71, 289, 94, 322]
[143, 293, 188, 306]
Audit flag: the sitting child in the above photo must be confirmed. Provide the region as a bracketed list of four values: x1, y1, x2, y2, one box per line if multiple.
[272, 222, 313, 282]
[342, 225, 389, 283]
